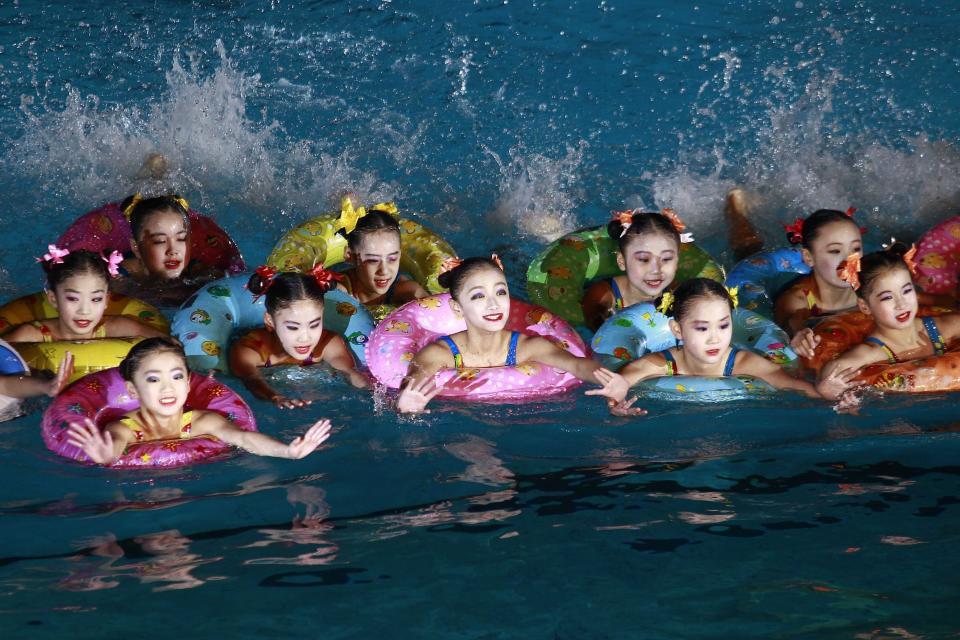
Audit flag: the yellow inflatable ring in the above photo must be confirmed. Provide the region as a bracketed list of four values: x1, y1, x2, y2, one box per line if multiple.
[0, 292, 170, 383]
[265, 204, 457, 297]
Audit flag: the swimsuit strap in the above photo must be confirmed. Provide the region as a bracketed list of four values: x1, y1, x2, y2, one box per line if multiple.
[119, 415, 145, 442]
[723, 348, 740, 377]
[922, 316, 946, 356]
[662, 350, 678, 376]
[93, 324, 107, 339]
[180, 411, 193, 438]
[608, 277, 625, 312]
[801, 288, 821, 314]
[438, 335, 463, 369]
[505, 331, 520, 367]
[864, 336, 898, 364]
[31, 321, 53, 343]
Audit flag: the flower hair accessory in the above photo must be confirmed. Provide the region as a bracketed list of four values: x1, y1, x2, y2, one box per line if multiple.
[837, 252, 862, 290]
[335, 196, 397, 235]
[656, 291, 675, 314]
[102, 250, 123, 278]
[36, 244, 70, 265]
[172, 195, 190, 214]
[122, 193, 143, 219]
[440, 256, 464, 274]
[611, 210, 636, 238]
[660, 208, 686, 234]
[307, 263, 343, 292]
[903, 244, 918, 278]
[490, 254, 504, 271]
[784, 217, 805, 244]
[246, 265, 279, 298]
[726, 286, 739, 309]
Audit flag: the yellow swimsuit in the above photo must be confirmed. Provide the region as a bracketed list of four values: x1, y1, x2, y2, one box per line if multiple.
[119, 411, 194, 442]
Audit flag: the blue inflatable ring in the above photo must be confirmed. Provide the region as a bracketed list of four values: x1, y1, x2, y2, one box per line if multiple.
[172, 274, 375, 372]
[724, 247, 810, 317]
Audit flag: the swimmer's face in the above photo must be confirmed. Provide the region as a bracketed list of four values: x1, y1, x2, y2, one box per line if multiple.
[617, 232, 679, 299]
[859, 266, 918, 330]
[804, 220, 862, 289]
[670, 296, 733, 367]
[125, 350, 190, 419]
[131, 210, 191, 280]
[451, 266, 510, 332]
[265, 299, 325, 362]
[347, 229, 401, 298]
[47, 271, 109, 338]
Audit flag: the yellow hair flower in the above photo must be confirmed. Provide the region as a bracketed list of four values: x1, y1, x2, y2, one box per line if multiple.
[657, 291, 674, 314]
[726, 286, 739, 308]
[336, 197, 399, 235]
[123, 192, 143, 220]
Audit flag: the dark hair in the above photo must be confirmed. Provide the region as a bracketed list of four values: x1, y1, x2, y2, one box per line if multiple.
[855, 244, 912, 299]
[342, 208, 401, 252]
[787, 209, 860, 248]
[247, 271, 330, 314]
[667, 277, 734, 322]
[43, 249, 110, 291]
[606, 211, 680, 254]
[119, 337, 187, 381]
[437, 257, 504, 299]
[123, 195, 191, 239]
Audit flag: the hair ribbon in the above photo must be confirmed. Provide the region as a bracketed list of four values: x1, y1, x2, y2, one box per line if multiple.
[490, 254, 504, 271]
[36, 244, 70, 265]
[123, 193, 143, 220]
[440, 256, 464, 274]
[837, 252, 862, 291]
[611, 210, 637, 238]
[656, 291, 674, 314]
[784, 217, 805, 244]
[903, 244, 918, 278]
[726, 286, 739, 308]
[308, 263, 343, 292]
[103, 250, 123, 278]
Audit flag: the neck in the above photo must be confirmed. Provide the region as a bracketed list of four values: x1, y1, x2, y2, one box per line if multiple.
[811, 272, 857, 309]
[350, 271, 388, 304]
[56, 320, 95, 341]
[874, 317, 925, 349]
[621, 276, 656, 305]
[137, 407, 185, 436]
[678, 347, 730, 376]
[462, 325, 508, 354]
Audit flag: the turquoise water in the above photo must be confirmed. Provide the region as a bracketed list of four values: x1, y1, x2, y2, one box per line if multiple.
[2, 1, 960, 637]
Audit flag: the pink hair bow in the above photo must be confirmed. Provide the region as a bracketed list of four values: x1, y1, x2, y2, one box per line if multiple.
[103, 250, 123, 277]
[36, 244, 70, 265]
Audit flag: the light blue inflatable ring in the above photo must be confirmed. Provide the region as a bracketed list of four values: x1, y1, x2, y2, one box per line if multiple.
[591, 302, 798, 373]
[172, 274, 375, 372]
[635, 374, 775, 398]
[724, 247, 810, 317]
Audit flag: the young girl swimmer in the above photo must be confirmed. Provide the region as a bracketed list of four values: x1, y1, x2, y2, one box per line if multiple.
[396, 256, 622, 413]
[66, 337, 332, 463]
[230, 267, 369, 409]
[336, 199, 428, 307]
[816, 246, 960, 399]
[5, 247, 167, 343]
[582, 208, 690, 331]
[591, 278, 852, 414]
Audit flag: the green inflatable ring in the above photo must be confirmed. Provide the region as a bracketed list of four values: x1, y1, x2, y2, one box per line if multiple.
[526, 225, 725, 326]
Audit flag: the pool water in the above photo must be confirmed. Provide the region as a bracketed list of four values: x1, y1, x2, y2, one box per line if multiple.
[1, 1, 960, 637]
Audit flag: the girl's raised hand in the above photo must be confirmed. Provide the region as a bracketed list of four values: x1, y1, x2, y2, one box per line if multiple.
[790, 328, 821, 359]
[272, 394, 312, 410]
[608, 395, 647, 417]
[286, 419, 333, 459]
[585, 367, 630, 403]
[816, 366, 859, 400]
[66, 418, 115, 464]
[47, 351, 75, 397]
[397, 377, 442, 414]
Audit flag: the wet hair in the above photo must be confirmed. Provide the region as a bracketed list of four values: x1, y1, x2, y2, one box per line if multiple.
[606, 211, 680, 254]
[855, 244, 912, 299]
[119, 337, 188, 382]
[667, 278, 734, 323]
[247, 271, 330, 315]
[437, 257, 504, 299]
[43, 249, 111, 291]
[123, 195, 191, 240]
[787, 209, 860, 249]
[341, 207, 401, 253]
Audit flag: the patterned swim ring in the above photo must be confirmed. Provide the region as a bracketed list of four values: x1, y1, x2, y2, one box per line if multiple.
[265, 204, 457, 301]
[635, 374, 775, 397]
[172, 274, 375, 372]
[914, 215, 960, 294]
[56, 200, 246, 275]
[0, 292, 170, 384]
[525, 225, 724, 327]
[42, 368, 256, 468]
[0, 338, 29, 421]
[725, 247, 811, 317]
[855, 349, 960, 393]
[591, 302, 797, 372]
[367, 294, 587, 401]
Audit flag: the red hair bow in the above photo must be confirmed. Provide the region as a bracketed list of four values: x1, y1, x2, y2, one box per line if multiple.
[440, 256, 464, 274]
[784, 218, 805, 244]
[308, 263, 343, 292]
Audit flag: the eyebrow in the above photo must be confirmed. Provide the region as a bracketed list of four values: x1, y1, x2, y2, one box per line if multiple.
[142, 367, 186, 375]
[468, 282, 507, 292]
[63, 288, 106, 294]
[284, 316, 323, 325]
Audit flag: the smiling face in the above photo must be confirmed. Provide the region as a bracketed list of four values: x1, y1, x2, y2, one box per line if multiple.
[131, 210, 191, 279]
[125, 350, 190, 419]
[670, 297, 733, 367]
[347, 229, 401, 298]
[46, 271, 109, 338]
[859, 265, 918, 330]
[803, 220, 862, 289]
[450, 266, 510, 332]
[616, 232, 680, 298]
[265, 299, 325, 361]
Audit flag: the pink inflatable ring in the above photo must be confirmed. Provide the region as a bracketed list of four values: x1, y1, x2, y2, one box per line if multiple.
[42, 368, 257, 468]
[915, 215, 960, 294]
[367, 294, 587, 401]
[56, 200, 246, 275]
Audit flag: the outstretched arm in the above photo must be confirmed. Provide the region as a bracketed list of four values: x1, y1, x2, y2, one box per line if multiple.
[396, 344, 449, 414]
[519, 336, 605, 382]
[229, 342, 310, 409]
[0, 351, 74, 398]
[321, 335, 369, 389]
[66, 418, 134, 465]
[195, 411, 332, 459]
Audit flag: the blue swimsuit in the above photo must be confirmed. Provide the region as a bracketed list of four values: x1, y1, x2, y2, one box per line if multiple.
[437, 332, 520, 369]
[662, 347, 739, 376]
[863, 316, 945, 364]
